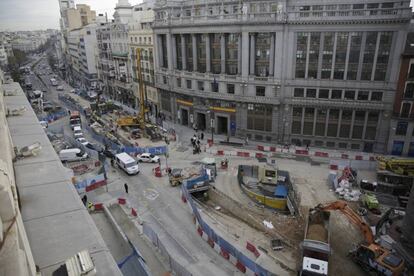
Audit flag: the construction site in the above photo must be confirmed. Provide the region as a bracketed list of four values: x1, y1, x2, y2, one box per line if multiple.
[21, 49, 414, 276]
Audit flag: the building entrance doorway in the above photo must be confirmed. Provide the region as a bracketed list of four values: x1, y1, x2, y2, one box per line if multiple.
[181, 109, 189, 126]
[217, 116, 228, 135]
[197, 113, 206, 131]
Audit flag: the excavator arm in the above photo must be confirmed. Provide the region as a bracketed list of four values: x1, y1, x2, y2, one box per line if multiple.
[313, 200, 374, 244]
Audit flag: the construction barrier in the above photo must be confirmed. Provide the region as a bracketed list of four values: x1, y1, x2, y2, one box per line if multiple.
[73, 173, 106, 193]
[142, 223, 193, 276]
[38, 109, 67, 123]
[181, 183, 273, 275]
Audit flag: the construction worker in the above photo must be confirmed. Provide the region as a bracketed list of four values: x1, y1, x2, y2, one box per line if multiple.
[87, 201, 94, 211]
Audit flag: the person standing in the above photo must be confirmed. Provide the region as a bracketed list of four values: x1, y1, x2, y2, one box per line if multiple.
[201, 132, 204, 140]
[124, 183, 129, 194]
[82, 194, 87, 206]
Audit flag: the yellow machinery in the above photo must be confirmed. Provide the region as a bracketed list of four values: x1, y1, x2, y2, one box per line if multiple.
[116, 48, 147, 129]
[377, 156, 414, 176]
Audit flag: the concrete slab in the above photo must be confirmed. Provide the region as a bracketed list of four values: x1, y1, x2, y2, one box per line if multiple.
[24, 209, 108, 269]
[8, 123, 46, 136]
[14, 161, 70, 188]
[20, 181, 82, 221]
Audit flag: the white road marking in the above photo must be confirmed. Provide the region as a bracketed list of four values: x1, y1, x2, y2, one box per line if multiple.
[143, 188, 159, 200]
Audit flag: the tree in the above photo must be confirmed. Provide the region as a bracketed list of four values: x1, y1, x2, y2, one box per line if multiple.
[11, 49, 27, 68]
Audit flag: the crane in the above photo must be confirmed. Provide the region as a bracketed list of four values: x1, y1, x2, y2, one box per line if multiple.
[313, 201, 405, 276]
[116, 47, 147, 129]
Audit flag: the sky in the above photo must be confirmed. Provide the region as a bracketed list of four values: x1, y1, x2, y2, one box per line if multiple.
[1, 0, 414, 31]
[0, 0, 141, 31]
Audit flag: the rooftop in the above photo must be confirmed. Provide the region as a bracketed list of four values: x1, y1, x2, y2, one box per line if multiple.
[2, 81, 122, 275]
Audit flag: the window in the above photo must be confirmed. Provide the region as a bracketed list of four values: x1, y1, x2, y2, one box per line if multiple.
[409, 64, 414, 79]
[295, 33, 309, 78]
[212, 81, 219, 92]
[162, 76, 167, 84]
[318, 89, 329, 99]
[294, 88, 304, 97]
[198, 81, 204, 91]
[405, 83, 414, 98]
[149, 37, 151, 44]
[382, 2, 394, 8]
[367, 3, 379, 9]
[87, 31, 91, 35]
[256, 86, 266, 97]
[371, 91, 383, 101]
[247, 104, 272, 132]
[186, 79, 192, 89]
[176, 77, 181, 87]
[306, 89, 316, 98]
[357, 91, 369, 100]
[396, 122, 408, 136]
[227, 84, 235, 94]
[351, 144, 360, 150]
[353, 4, 364, 9]
[331, 90, 342, 99]
[344, 90, 355, 100]
[326, 141, 335, 148]
[401, 102, 411, 118]
[321, 33, 334, 79]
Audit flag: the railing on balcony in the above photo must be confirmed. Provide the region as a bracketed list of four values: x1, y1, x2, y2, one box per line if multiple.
[154, 5, 411, 27]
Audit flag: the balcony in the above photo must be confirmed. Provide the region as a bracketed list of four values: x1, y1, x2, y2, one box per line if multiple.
[288, 7, 411, 23]
[111, 78, 132, 90]
[112, 51, 128, 58]
[155, 80, 280, 105]
[289, 98, 386, 110]
[154, 5, 411, 28]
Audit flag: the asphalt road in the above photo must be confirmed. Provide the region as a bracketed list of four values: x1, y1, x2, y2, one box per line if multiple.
[28, 57, 242, 276]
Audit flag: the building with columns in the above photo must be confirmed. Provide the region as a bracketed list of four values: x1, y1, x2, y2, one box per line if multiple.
[128, 0, 158, 116]
[153, 0, 411, 153]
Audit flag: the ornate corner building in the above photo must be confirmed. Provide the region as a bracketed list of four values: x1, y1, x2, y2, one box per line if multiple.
[153, 0, 411, 153]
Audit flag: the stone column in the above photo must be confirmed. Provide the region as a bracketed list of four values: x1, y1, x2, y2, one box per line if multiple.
[181, 34, 187, 71]
[166, 33, 173, 70]
[221, 33, 226, 74]
[172, 34, 177, 69]
[269, 33, 275, 76]
[250, 33, 256, 75]
[206, 33, 211, 73]
[237, 33, 242, 75]
[192, 34, 198, 72]
[157, 35, 164, 68]
[241, 32, 249, 77]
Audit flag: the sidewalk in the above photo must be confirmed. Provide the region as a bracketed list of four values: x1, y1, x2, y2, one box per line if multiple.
[158, 119, 378, 162]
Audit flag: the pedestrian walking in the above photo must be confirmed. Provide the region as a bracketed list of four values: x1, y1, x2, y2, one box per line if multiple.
[124, 183, 129, 194]
[82, 194, 87, 206]
[201, 132, 204, 140]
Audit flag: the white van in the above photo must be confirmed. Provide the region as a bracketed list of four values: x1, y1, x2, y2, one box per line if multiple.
[73, 126, 83, 138]
[115, 152, 139, 175]
[59, 148, 88, 162]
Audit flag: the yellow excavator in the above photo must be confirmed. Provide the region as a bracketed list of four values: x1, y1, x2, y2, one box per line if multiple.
[313, 201, 405, 275]
[117, 48, 148, 129]
[377, 156, 414, 176]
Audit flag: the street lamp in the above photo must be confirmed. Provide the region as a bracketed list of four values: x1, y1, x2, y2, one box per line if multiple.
[207, 110, 214, 144]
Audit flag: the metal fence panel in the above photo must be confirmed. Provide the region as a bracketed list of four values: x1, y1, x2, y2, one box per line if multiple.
[170, 258, 192, 276]
[142, 223, 158, 247]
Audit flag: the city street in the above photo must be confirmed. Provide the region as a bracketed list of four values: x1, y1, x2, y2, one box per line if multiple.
[28, 56, 243, 276]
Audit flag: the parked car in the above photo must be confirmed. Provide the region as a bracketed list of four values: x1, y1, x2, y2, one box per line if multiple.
[137, 153, 160, 163]
[56, 85, 64, 91]
[59, 148, 88, 162]
[76, 137, 89, 146]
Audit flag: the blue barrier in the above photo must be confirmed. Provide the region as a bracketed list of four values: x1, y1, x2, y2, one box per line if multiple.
[38, 110, 67, 123]
[181, 177, 274, 276]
